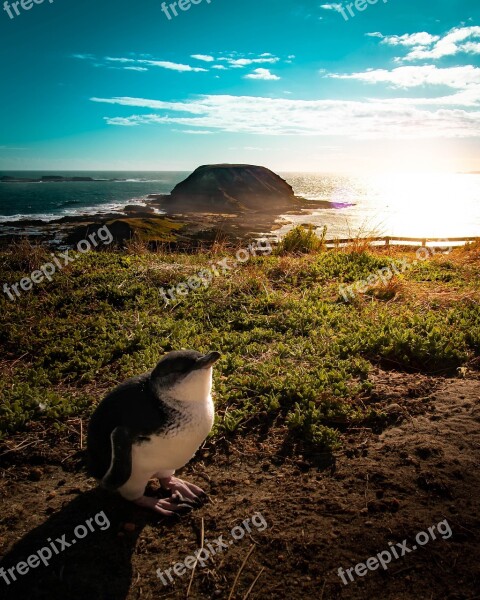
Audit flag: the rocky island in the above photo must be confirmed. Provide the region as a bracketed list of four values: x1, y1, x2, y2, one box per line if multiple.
[1, 175, 130, 183]
[151, 164, 298, 212]
[146, 164, 329, 241]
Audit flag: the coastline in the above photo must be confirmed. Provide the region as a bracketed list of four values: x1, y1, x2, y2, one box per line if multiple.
[3, 169, 479, 247]
[0, 194, 343, 248]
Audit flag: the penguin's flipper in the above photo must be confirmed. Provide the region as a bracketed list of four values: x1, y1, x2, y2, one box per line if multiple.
[101, 426, 132, 491]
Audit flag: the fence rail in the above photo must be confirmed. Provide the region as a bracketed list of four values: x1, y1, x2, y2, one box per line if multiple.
[324, 236, 480, 248]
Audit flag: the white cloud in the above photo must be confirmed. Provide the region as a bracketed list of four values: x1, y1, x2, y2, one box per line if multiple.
[374, 26, 480, 62]
[380, 32, 440, 47]
[174, 129, 215, 134]
[91, 97, 194, 111]
[245, 68, 281, 81]
[463, 41, 480, 53]
[138, 60, 207, 72]
[80, 55, 207, 73]
[371, 86, 480, 108]
[105, 57, 136, 63]
[320, 3, 343, 11]
[221, 57, 280, 67]
[90, 94, 480, 139]
[329, 65, 480, 90]
[202, 52, 282, 68]
[191, 54, 215, 62]
[72, 53, 95, 60]
[73, 51, 286, 75]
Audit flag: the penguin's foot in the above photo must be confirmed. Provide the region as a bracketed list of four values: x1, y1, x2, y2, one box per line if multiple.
[159, 476, 208, 507]
[133, 495, 193, 516]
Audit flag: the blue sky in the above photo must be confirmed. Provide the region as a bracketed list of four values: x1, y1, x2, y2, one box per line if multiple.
[1, 0, 479, 172]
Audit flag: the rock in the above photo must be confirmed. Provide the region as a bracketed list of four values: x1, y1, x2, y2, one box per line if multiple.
[1, 175, 97, 183]
[123, 204, 155, 215]
[28, 468, 42, 481]
[160, 164, 298, 213]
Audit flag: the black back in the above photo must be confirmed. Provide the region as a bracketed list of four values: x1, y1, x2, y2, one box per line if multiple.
[86, 372, 177, 480]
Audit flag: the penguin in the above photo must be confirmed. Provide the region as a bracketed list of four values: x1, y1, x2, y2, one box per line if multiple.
[87, 350, 221, 515]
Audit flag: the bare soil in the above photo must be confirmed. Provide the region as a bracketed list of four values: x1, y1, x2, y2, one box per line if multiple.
[0, 373, 479, 600]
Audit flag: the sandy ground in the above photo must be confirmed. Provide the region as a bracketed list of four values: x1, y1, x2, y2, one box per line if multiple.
[0, 372, 479, 600]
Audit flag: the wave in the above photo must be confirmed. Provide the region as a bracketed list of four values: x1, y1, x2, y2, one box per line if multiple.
[57, 200, 81, 206]
[115, 179, 168, 183]
[0, 198, 165, 224]
[0, 213, 60, 223]
[0, 177, 168, 184]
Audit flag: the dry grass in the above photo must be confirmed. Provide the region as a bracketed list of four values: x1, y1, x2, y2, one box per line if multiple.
[0, 238, 50, 272]
[368, 275, 405, 302]
[124, 236, 160, 256]
[454, 240, 480, 265]
[341, 223, 384, 254]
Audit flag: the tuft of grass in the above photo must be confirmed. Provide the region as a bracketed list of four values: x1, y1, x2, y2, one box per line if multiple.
[342, 223, 383, 254]
[0, 238, 49, 273]
[368, 275, 404, 302]
[276, 224, 327, 255]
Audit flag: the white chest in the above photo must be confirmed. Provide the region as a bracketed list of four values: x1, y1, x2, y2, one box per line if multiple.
[131, 394, 214, 476]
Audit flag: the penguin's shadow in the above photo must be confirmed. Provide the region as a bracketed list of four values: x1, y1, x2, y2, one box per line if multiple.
[0, 487, 174, 600]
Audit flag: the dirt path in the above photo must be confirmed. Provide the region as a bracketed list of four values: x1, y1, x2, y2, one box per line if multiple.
[0, 376, 479, 599]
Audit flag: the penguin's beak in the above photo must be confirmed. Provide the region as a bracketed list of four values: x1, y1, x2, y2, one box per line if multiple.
[195, 351, 221, 370]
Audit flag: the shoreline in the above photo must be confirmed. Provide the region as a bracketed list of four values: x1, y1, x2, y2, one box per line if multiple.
[0, 194, 346, 247]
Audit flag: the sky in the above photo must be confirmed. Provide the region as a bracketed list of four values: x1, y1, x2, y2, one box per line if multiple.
[0, 0, 479, 173]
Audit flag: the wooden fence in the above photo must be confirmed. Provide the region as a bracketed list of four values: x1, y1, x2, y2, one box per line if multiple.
[323, 236, 480, 248]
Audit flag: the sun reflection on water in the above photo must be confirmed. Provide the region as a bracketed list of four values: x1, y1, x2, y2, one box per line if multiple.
[281, 172, 480, 239]
[369, 173, 480, 238]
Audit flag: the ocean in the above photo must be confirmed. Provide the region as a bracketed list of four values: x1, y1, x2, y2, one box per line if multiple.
[0, 170, 479, 239]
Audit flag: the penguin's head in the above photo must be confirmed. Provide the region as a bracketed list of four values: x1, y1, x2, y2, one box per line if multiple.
[151, 350, 221, 402]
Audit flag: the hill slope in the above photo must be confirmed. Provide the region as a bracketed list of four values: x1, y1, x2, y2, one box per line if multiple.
[164, 164, 297, 212]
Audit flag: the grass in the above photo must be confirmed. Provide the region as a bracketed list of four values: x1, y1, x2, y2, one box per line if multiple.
[276, 224, 327, 254]
[109, 217, 184, 242]
[0, 237, 478, 450]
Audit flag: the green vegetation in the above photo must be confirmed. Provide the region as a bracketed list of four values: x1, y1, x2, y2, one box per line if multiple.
[277, 224, 327, 254]
[107, 217, 184, 242]
[0, 239, 479, 449]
